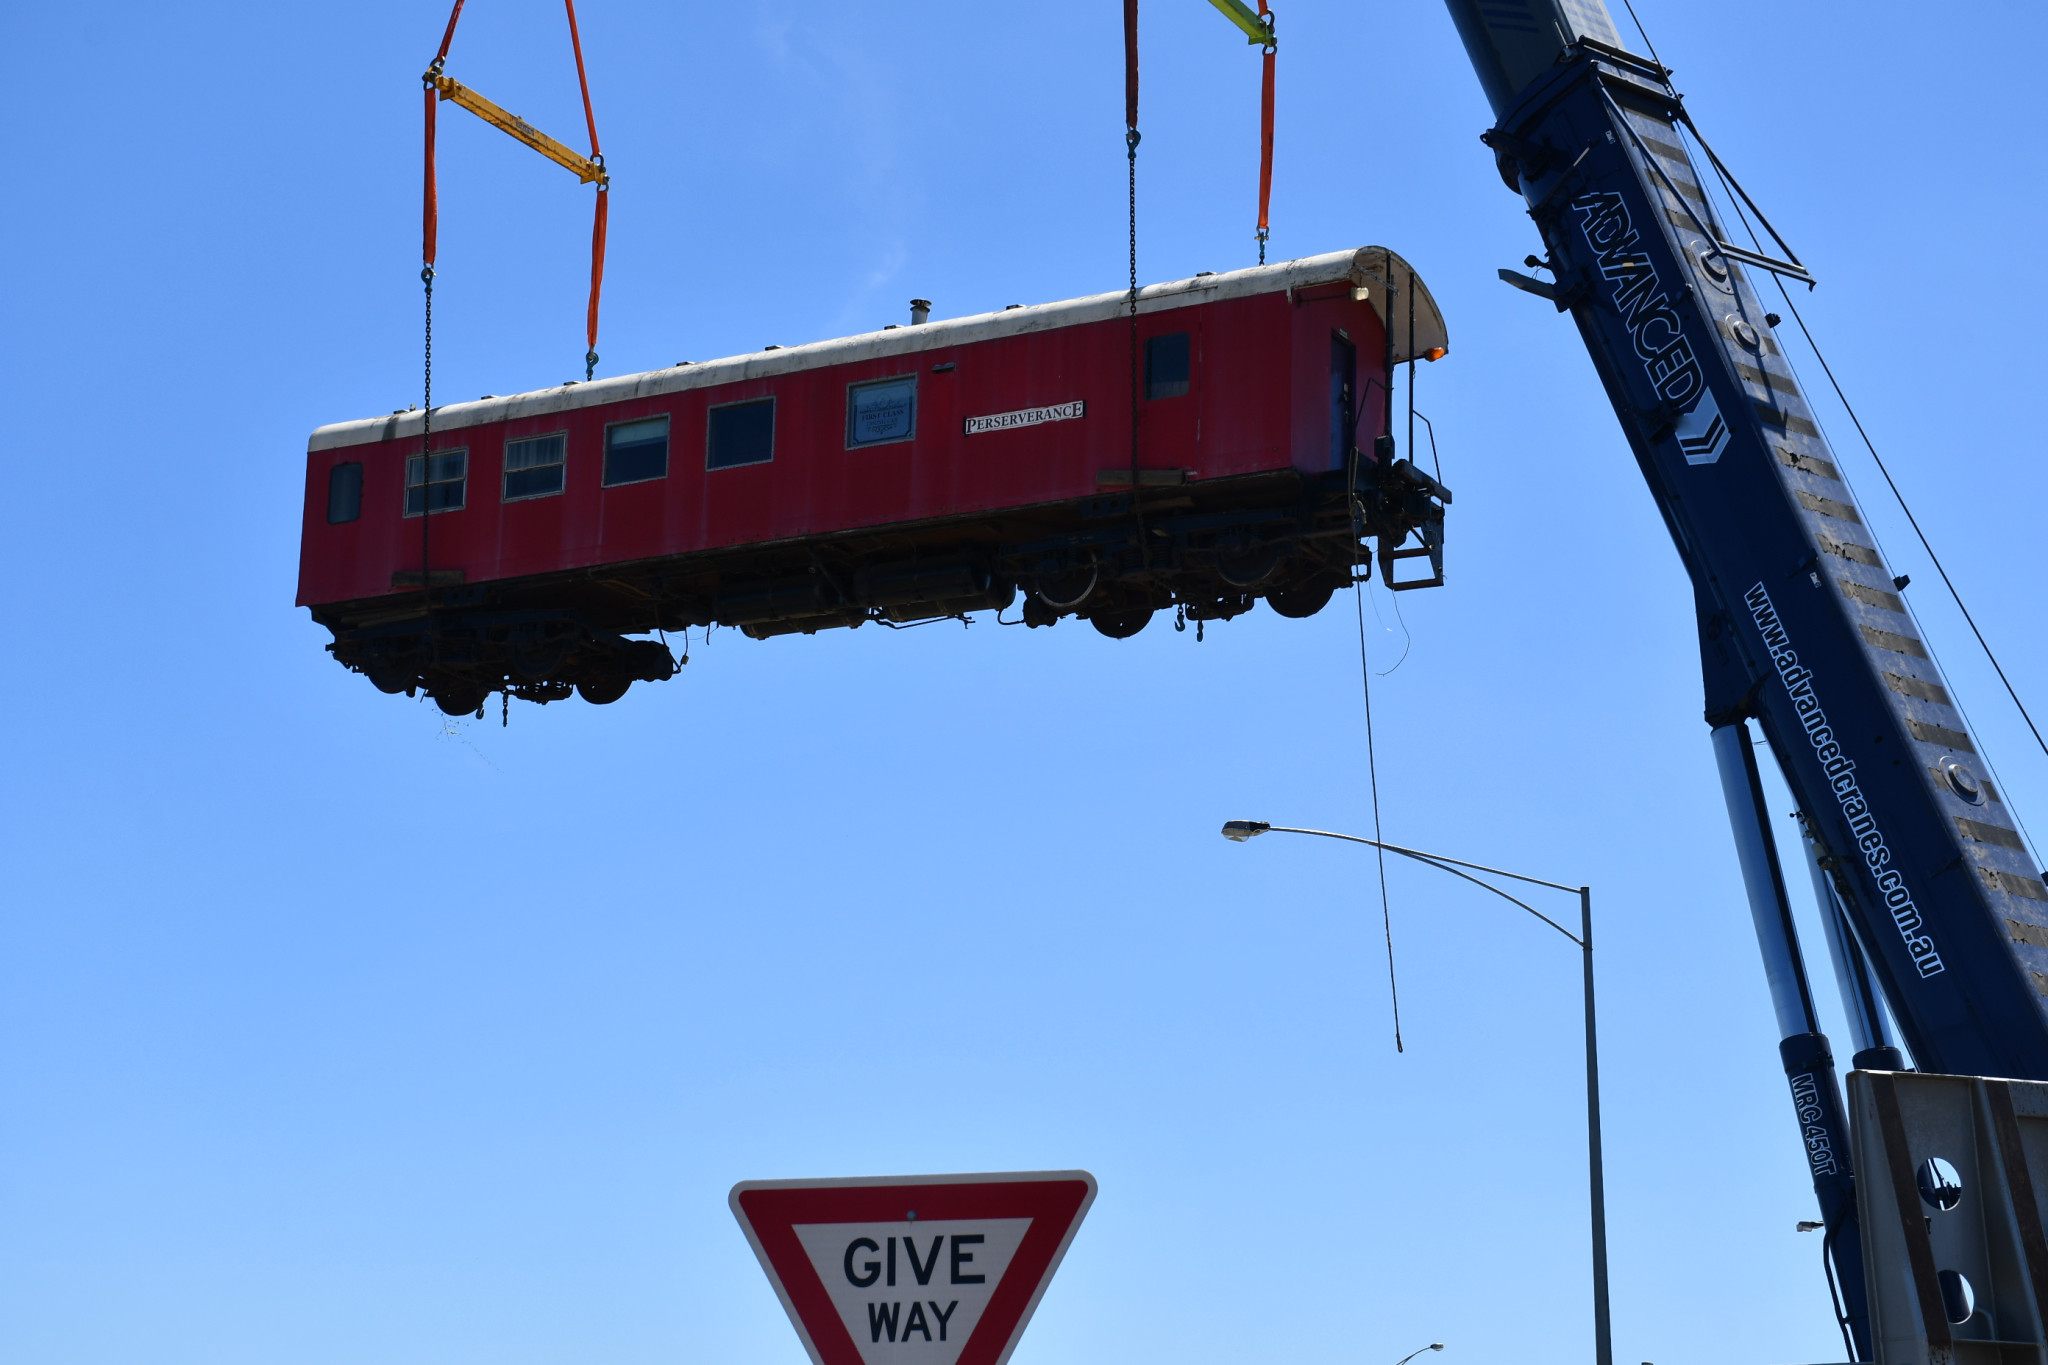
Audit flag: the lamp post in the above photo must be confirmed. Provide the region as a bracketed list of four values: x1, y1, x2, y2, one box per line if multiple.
[1220, 820, 1611, 1365]
[1393, 1343, 1446, 1365]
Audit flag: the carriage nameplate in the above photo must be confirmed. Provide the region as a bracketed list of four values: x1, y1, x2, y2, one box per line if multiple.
[964, 400, 1085, 436]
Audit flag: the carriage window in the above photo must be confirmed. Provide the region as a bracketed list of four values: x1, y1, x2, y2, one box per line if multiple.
[326, 462, 362, 524]
[404, 449, 467, 515]
[847, 376, 916, 448]
[604, 417, 670, 486]
[1145, 332, 1190, 399]
[1330, 332, 1357, 468]
[504, 432, 567, 500]
[708, 398, 775, 469]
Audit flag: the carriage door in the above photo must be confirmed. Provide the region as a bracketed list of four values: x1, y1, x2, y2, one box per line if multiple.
[1143, 324, 1199, 464]
[1328, 331, 1357, 470]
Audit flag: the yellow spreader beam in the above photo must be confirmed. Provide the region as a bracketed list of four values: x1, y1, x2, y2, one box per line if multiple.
[1205, 0, 1273, 46]
[427, 73, 608, 186]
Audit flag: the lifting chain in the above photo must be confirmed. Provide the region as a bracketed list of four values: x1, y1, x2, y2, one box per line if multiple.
[420, 263, 435, 632]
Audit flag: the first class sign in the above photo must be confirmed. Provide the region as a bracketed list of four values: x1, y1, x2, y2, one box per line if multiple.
[730, 1171, 1096, 1365]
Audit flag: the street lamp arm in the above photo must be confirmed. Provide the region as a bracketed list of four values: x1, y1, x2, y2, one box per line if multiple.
[1402, 852, 1583, 947]
[1392, 1344, 1446, 1365]
[1220, 816, 1609, 1365]
[1258, 826, 1582, 892]
[1258, 825, 1584, 946]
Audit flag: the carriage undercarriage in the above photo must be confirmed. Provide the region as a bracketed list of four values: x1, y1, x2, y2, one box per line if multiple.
[318, 460, 1448, 715]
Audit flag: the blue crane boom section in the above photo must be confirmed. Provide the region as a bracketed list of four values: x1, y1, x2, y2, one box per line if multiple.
[1443, 0, 2048, 1084]
[1439, 3, 2048, 1352]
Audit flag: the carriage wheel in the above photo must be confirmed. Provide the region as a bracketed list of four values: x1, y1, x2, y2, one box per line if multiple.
[511, 640, 570, 681]
[434, 684, 487, 716]
[1032, 558, 1099, 610]
[1090, 606, 1153, 639]
[577, 676, 633, 705]
[1266, 581, 1336, 619]
[1217, 543, 1284, 588]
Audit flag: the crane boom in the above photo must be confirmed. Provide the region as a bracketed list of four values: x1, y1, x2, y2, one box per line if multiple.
[1440, 2, 2048, 1354]
[1443, 0, 2048, 1088]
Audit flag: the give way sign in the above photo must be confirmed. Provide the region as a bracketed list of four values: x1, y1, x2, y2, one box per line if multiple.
[730, 1171, 1097, 1365]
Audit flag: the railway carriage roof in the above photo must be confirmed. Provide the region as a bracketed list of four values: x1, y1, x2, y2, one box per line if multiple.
[309, 246, 1444, 454]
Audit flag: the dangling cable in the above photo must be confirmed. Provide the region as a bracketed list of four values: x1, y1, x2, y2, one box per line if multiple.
[1366, 256, 1402, 1049]
[1256, 3, 1274, 264]
[1356, 579, 1403, 1053]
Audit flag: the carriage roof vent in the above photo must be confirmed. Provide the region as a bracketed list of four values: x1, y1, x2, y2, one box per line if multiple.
[910, 298, 932, 325]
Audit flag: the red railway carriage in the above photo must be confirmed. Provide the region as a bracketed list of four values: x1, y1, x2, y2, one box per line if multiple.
[299, 247, 1451, 712]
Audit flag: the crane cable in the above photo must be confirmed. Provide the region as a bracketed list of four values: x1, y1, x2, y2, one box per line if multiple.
[1692, 118, 2048, 783]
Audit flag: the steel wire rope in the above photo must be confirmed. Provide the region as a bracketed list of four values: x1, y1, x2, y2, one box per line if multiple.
[1775, 290, 2046, 761]
[1696, 142, 2048, 867]
[1339, 369, 1403, 1048]
[1615, 0, 1668, 75]
[1356, 546, 1403, 1052]
[1627, 0, 2040, 776]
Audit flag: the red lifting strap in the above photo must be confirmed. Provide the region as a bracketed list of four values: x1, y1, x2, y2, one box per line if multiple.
[563, 0, 604, 358]
[1123, 0, 1139, 132]
[423, 0, 466, 269]
[424, 80, 440, 268]
[422, 0, 608, 371]
[1257, 0, 1274, 242]
[587, 182, 608, 354]
[434, 0, 467, 65]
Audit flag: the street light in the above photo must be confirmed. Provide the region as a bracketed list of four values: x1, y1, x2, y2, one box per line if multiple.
[1221, 820, 1611, 1365]
[1393, 1344, 1446, 1365]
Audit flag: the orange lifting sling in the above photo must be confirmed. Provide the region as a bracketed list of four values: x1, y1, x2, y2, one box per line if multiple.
[423, 0, 610, 379]
[1204, 0, 1277, 262]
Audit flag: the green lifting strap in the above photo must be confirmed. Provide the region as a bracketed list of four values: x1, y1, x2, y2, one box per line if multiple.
[1206, 0, 1272, 45]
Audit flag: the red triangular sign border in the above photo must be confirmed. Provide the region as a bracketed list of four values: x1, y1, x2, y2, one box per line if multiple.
[731, 1171, 1097, 1365]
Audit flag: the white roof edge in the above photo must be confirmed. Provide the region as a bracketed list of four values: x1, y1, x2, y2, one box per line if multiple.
[308, 245, 1447, 453]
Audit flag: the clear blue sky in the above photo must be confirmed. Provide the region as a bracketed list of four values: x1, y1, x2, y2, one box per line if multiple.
[3, 2, 2045, 1363]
